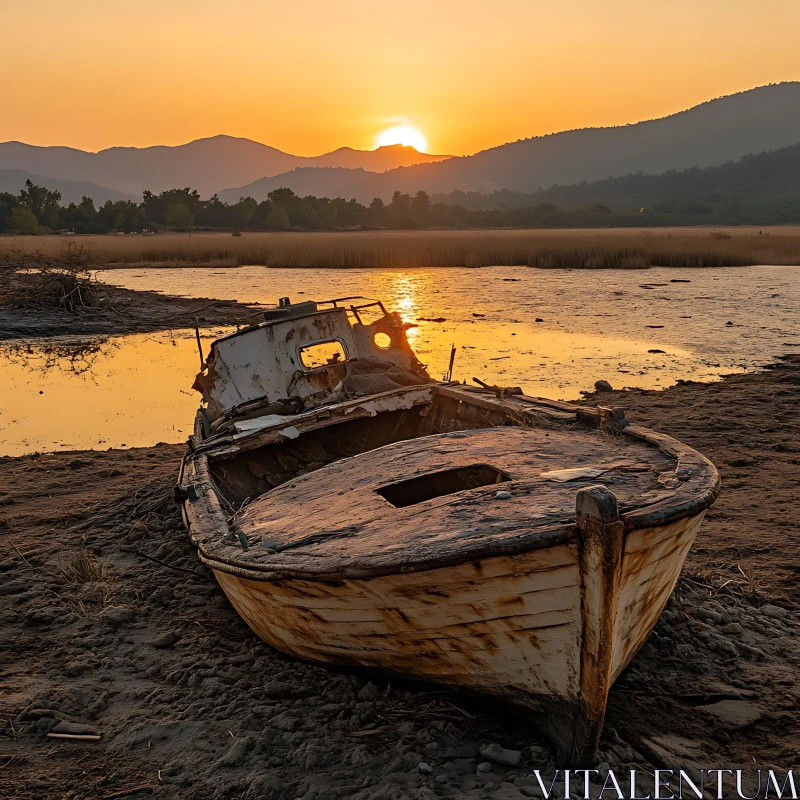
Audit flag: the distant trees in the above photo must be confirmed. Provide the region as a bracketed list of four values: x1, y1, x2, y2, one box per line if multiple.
[431, 144, 800, 227]
[165, 203, 195, 230]
[265, 205, 290, 231]
[10, 206, 39, 234]
[411, 189, 430, 217]
[1, 168, 798, 236]
[57, 196, 108, 234]
[20, 181, 62, 229]
[0, 193, 16, 232]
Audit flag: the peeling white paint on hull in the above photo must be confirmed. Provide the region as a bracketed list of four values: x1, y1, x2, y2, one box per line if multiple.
[210, 510, 703, 765]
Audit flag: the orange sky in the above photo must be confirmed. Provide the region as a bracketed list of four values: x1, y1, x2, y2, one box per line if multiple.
[3, 0, 799, 156]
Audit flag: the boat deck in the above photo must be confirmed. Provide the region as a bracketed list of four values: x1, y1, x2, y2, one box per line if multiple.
[230, 426, 677, 576]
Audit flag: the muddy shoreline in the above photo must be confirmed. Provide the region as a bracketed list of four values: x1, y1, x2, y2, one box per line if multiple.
[0, 279, 264, 340]
[2, 357, 797, 799]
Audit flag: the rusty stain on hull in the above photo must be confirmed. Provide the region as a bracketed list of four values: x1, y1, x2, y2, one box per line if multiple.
[214, 544, 583, 699]
[210, 511, 703, 765]
[611, 512, 705, 680]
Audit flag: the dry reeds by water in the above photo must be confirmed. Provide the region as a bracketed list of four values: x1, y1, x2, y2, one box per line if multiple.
[2, 228, 800, 269]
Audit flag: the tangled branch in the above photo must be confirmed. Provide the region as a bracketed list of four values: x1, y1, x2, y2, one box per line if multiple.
[1, 240, 104, 312]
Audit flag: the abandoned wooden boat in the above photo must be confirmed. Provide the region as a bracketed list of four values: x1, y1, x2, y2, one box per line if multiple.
[177, 296, 720, 766]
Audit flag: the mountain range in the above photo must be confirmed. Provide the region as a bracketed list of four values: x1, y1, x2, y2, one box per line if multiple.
[0, 140, 451, 199]
[217, 167, 375, 204]
[1, 83, 799, 206]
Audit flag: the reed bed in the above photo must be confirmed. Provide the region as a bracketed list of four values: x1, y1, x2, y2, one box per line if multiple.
[2, 228, 800, 269]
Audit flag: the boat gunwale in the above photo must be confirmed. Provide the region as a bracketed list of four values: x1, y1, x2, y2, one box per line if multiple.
[194, 384, 436, 457]
[179, 384, 720, 583]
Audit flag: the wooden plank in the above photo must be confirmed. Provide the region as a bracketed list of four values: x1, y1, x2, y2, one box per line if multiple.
[610, 513, 702, 676]
[574, 486, 625, 766]
[622, 514, 702, 554]
[214, 546, 583, 700]
[200, 385, 435, 458]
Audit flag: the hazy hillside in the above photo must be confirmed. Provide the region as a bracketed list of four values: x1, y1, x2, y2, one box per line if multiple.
[221, 166, 503, 204]
[218, 167, 375, 203]
[344, 83, 800, 202]
[0, 169, 137, 205]
[435, 142, 800, 210]
[308, 145, 450, 172]
[0, 138, 451, 198]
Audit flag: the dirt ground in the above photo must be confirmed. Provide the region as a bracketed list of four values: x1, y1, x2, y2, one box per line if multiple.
[0, 275, 262, 340]
[1, 359, 798, 799]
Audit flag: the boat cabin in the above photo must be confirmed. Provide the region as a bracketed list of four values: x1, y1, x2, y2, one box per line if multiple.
[194, 296, 431, 424]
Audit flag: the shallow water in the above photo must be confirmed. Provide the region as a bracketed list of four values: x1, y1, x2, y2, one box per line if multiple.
[2, 265, 798, 455]
[0, 331, 224, 457]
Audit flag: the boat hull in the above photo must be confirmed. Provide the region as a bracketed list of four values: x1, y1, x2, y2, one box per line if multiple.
[210, 509, 705, 765]
[182, 304, 720, 765]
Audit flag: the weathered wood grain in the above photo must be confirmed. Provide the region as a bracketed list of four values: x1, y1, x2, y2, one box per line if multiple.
[611, 513, 704, 679]
[215, 544, 582, 700]
[232, 426, 673, 576]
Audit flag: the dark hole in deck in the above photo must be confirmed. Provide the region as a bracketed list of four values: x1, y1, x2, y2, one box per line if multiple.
[376, 464, 510, 508]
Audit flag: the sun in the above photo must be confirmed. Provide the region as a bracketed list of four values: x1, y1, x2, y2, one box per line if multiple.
[375, 125, 428, 152]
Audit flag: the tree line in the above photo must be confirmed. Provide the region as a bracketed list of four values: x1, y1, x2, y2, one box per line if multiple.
[1, 178, 797, 235]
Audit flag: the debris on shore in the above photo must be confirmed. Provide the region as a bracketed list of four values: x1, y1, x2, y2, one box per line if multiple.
[0, 258, 264, 341]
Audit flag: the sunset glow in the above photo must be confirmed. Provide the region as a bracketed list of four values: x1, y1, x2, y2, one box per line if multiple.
[3, 1, 798, 155]
[376, 125, 428, 153]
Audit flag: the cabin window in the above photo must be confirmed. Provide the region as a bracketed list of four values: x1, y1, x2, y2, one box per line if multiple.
[376, 464, 510, 508]
[373, 332, 392, 349]
[299, 340, 348, 370]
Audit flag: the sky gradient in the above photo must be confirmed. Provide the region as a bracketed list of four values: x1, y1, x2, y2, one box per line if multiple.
[3, 0, 799, 155]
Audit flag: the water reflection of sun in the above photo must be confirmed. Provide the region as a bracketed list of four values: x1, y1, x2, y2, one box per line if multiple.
[383, 273, 422, 345]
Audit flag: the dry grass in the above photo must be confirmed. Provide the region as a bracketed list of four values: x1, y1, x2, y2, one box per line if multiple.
[57, 550, 111, 585]
[2, 228, 800, 269]
[55, 550, 116, 610]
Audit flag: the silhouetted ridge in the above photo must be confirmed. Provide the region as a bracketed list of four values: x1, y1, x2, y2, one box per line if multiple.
[1, 83, 798, 202]
[0, 137, 451, 197]
[434, 142, 800, 211]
